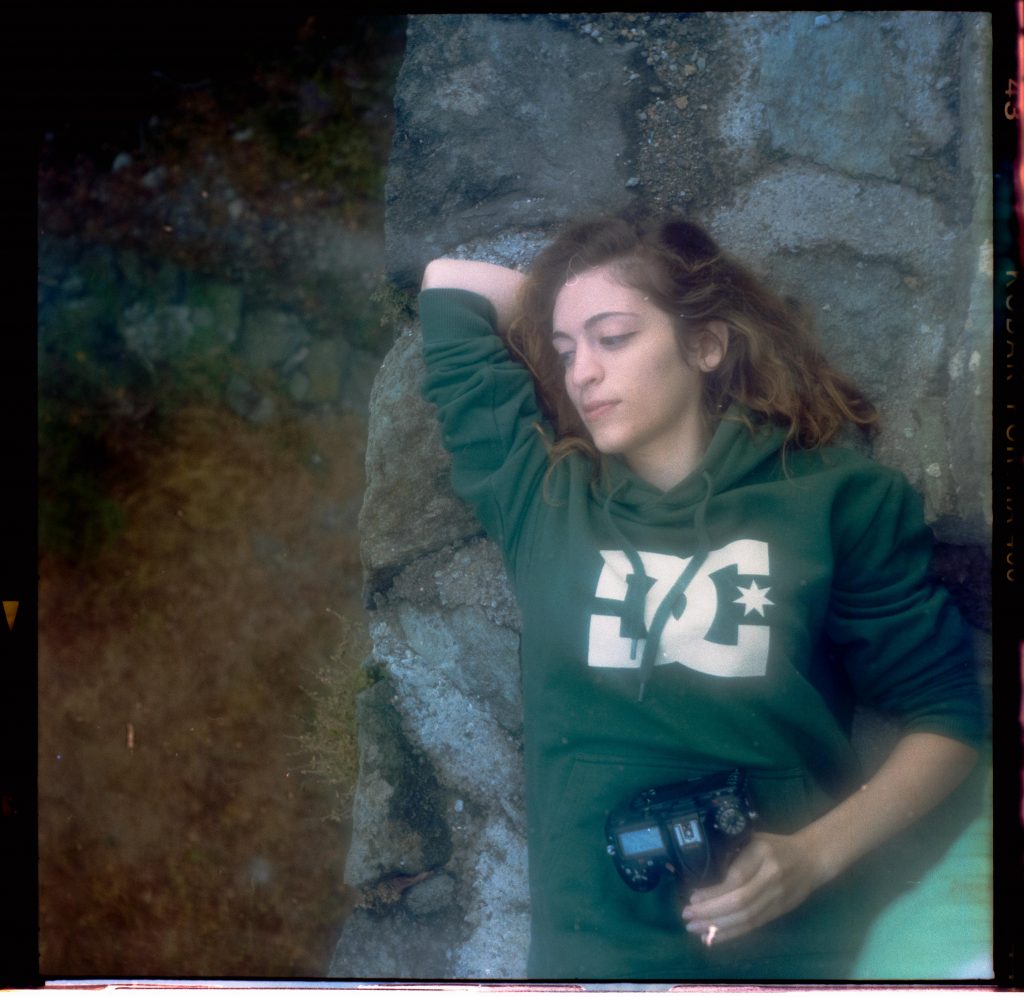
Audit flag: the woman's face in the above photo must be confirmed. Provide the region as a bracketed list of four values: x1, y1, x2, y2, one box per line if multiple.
[551, 264, 723, 490]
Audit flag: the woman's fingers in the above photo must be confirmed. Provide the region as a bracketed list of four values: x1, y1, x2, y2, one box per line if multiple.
[680, 833, 818, 944]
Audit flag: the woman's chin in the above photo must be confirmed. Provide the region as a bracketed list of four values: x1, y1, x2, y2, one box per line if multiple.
[590, 436, 625, 458]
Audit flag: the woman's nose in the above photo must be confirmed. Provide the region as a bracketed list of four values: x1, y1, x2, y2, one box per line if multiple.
[570, 341, 602, 387]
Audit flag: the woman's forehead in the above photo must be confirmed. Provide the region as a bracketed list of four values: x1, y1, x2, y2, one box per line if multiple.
[552, 265, 645, 327]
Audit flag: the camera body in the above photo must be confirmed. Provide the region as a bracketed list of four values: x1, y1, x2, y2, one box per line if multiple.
[605, 768, 756, 892]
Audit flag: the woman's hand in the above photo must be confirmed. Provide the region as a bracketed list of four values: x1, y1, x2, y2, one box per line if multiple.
[681, 830, 827, 945]
[681, 732, 978, 946]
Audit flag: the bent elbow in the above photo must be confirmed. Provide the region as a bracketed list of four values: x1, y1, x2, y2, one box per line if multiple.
[421, 258, 455, 291]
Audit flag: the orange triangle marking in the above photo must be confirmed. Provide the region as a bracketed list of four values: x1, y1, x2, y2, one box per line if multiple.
[3, 601, 18, 631]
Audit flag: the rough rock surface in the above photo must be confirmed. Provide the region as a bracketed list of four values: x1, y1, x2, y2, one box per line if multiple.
[385, 15, 643, 289]
[334, 12, 992, 980]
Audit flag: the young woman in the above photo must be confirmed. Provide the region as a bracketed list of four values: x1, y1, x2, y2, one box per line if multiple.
[418, 215, 984, 980]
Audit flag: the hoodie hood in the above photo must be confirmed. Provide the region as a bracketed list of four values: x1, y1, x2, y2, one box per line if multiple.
[592, 406, 789, 527]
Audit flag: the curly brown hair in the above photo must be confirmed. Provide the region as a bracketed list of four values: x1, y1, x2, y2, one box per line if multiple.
[505, 214, 878, 468]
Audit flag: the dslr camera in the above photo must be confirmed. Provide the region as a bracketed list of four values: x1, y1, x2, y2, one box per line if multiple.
[605, 768, 756, 891]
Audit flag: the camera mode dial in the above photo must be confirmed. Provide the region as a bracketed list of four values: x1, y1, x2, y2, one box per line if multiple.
[713, 802, 748, 836]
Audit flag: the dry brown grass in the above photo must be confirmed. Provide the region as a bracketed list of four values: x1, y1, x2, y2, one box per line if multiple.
[39, 403, 370, 977]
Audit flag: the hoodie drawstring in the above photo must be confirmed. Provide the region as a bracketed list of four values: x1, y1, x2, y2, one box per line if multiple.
[600, 471, 716, 702]
[600, 481, 651, 661]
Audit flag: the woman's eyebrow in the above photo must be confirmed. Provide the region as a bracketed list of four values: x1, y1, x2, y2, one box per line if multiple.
[584, 310, 640, 330]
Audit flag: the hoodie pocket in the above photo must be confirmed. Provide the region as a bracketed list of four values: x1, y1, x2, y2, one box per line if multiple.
[536, 755, 703, 940]
[536, 755, 831, 935]
[530, 754, 851, 977]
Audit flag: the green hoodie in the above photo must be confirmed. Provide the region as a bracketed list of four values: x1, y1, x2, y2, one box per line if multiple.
[419, 288, 984, 980]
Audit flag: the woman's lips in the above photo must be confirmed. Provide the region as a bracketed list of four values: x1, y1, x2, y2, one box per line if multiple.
[582, 399, 618, 420]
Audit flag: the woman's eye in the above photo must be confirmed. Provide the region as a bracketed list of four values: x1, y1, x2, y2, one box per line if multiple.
[600, 333, 635, 349]
[557, 351, 575, 368]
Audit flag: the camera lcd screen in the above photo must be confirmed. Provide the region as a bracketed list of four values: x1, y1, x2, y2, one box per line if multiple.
[617, 825, 667, 858]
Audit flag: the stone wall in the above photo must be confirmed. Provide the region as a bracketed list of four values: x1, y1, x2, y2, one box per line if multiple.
[333, 12, 992, 980]
[38, 234, 382, 425]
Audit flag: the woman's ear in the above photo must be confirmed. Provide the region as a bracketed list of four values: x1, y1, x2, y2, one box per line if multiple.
[696, 320, 729, 372]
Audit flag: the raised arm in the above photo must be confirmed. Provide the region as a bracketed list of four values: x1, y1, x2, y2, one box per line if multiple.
[421, 258, 526, 335]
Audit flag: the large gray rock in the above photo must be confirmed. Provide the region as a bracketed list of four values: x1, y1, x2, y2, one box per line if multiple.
[338, 11, 992, 980]
[720, 12, 962, 188]
[332, 502, 529, 978]
[357, 326, 482, 594]
[385, 14, 641, 288]
[703, 11, 992, 545]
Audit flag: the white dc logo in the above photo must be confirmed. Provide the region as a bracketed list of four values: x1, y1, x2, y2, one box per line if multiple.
[588, 539, 772, 679]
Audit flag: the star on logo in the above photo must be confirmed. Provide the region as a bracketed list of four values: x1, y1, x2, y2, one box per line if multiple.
[734, 580, 774, 617]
